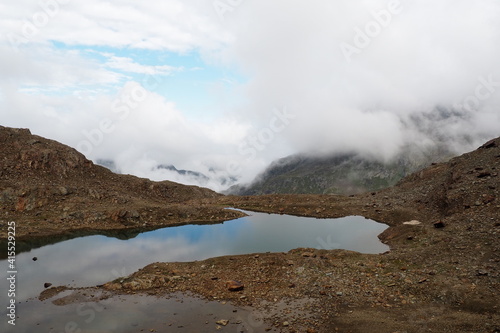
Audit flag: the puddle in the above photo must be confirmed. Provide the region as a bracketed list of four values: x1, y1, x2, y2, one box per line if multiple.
[2, 292, 270, 333]
[1, 211, 387, 299]
[0, 210, 388, 332]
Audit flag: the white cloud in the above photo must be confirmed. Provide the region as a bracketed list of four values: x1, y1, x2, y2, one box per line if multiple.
[104, 55, 182, 75]
[0, 0, 230, 52]
[1, 0, 500, 191]
[0, 43, 123, 93]
[214, 0, 500, 159]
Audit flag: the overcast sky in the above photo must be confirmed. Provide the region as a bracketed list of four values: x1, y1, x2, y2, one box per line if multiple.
[1, 0, 499, 191]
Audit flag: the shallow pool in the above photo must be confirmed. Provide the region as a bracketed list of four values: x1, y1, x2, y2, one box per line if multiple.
[1, 210, 388, 300]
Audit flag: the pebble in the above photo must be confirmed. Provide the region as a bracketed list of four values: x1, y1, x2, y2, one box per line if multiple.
[403, 220, 421, 225]
[226, 280, 244, 291]
[216, 319, 229, 326]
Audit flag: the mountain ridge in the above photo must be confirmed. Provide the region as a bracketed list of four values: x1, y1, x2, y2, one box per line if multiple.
[227, 143, 455, 196]
[94, 159, 238, 192]
[0, 126, 243, 240]
[1, 125, 498, 332]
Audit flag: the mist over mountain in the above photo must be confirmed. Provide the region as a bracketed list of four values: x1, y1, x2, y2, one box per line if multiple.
[1, 1, 499, 191]
[225, 142, 454, 196]
[95, 159, 238, 191]
[226, 106, 484, 195]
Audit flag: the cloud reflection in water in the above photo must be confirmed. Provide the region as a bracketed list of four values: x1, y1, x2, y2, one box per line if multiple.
[0, 211, 388, 301]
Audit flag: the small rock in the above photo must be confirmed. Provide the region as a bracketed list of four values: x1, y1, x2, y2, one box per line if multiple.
[433, 221, 445, 228]
[44, 283, 52, 288]
[282, 321, 290, 327]
[480, 139, 497, 149]
[27, 139, 41, 145]
[32, 257, 38, 261]
[477, 172, 491, 178]
[483, 195, 495, 204]
[216, 319, 229, 326]
[302, 252, 316, 258]
[403, 220, 422, 225]
[58, 186, 69, 196]
[226, 280, 244, 291]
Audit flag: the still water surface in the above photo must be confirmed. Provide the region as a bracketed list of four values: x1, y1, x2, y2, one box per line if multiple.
[2, 210, 389, 300]
[0, 210, 388, 332]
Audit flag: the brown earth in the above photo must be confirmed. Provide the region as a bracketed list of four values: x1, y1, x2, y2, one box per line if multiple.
[0, 126, 244, 243]
[1, 126, 499, 332]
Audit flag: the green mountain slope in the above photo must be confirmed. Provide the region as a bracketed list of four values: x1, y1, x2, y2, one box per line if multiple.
[227, 145, 455, 195]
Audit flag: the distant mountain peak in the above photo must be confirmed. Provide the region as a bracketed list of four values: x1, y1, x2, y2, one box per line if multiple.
[226, 143, 456, 196]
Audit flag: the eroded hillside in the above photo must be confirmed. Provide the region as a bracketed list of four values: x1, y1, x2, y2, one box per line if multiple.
[0, 126, 243, 240]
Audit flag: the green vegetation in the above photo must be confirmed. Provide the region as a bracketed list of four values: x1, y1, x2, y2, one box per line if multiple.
[228, 145, 454, 195]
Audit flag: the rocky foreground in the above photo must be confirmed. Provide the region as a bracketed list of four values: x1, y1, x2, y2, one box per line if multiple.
[103, 137, 500, 332]
[1, 126, 499, 332]
[0, 126, 243, 243]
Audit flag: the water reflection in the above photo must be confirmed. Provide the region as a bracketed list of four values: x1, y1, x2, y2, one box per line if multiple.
[0, 211, 388, 303]
[1, 292, 267, 333]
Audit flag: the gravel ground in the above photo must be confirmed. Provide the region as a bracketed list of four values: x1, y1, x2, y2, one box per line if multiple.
[95, 138, 499, 332]
[3, 127, 499, 332]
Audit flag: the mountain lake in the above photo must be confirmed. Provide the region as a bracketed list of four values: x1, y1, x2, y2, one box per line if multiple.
[0, 209, 389, 332]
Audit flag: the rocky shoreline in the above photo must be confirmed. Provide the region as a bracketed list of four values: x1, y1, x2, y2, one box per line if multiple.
[2, 126, 499, 332]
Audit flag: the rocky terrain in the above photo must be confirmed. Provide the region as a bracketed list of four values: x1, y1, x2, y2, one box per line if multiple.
[100, 137, 499, 332]
[226, 144, 454, 196]
[0, 126, 244, 244]
[1, 125, 499, 332]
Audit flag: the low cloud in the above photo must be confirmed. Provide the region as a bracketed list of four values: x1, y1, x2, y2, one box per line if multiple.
[1, 0, 499, 191]
[215, 0, 500, 160]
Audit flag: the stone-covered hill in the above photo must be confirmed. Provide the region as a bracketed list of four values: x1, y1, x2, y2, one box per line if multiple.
[0, 126, 243, 240]
[222, 137, 500, 228]
[223, 138, 499, 332]
[97, 136, 499, 332]
[4, 124, 498, 332]
[226, 144, 454, 196]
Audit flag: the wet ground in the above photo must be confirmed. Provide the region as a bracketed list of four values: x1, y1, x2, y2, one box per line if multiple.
[5, 290, 272, 333]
